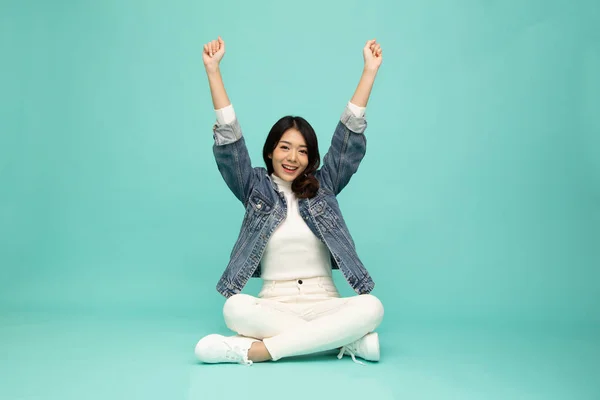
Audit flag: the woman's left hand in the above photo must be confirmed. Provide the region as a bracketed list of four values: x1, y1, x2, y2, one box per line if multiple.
[363, 39, 383, 71]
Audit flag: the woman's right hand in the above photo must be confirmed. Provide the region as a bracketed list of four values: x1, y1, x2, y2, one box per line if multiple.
[203, 36, 225, 71]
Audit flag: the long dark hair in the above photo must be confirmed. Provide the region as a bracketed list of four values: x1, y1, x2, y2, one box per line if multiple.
[262, 116, 320, 199]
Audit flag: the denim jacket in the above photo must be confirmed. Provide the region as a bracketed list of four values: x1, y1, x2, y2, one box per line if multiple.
[212, 105, 374, 298]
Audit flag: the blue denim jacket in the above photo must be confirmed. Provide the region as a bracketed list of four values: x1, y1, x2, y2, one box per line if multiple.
[212, 105, 374, 298]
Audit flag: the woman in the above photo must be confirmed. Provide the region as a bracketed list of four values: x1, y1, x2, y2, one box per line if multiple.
[195, 36, 384, 366]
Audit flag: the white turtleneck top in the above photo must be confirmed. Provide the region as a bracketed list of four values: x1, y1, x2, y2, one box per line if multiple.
[257, 174, 332, 280]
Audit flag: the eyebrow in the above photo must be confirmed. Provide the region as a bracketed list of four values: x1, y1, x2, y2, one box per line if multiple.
[279, 140, 307, 148]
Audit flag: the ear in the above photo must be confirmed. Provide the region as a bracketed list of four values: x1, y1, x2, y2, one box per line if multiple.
[268, 153, 272, 159]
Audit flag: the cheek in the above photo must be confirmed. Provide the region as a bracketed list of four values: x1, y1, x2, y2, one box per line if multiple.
[272, 151, 283, 162]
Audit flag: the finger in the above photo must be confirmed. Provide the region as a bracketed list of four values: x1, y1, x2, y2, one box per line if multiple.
[211, 40, 217, 55]
[365, 39, 376, 48]
[203, 44, 209, 55]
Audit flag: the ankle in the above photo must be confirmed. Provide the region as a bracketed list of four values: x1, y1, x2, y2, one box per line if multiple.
[247, 341, 272, 362]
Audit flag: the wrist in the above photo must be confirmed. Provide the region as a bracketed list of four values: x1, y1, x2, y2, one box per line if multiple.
[362, 66, 379, 76]
[205, 65, 221, 75]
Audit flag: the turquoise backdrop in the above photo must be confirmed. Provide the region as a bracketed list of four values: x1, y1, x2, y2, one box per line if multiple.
[1, 1, 599, 399]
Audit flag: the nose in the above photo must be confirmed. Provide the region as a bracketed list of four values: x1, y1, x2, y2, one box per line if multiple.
[287, 150, 298, 163]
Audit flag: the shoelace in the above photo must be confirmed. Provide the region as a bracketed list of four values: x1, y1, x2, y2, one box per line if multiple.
[337, 346, 365, 366]
[225, 344, 253, 366]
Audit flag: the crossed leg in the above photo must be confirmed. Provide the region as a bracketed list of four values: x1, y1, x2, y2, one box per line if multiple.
[222, 293, 384, 361]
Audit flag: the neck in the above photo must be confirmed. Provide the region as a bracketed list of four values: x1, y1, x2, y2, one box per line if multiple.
[271, 173, 293, 191]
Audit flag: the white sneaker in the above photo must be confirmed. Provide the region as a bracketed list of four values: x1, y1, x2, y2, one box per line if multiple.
[337, 332, 380, 365]
[195, 334, 259, 366]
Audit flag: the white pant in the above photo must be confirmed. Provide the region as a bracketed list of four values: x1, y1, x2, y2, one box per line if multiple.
[222, 276, 384, 361]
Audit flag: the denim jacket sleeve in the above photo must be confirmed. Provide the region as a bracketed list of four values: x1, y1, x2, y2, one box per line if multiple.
[316, 105, 367, 195]
[212, 118, 261, 205]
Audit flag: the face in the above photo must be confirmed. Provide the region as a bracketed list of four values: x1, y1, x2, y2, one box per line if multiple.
[268, 128, 309, 182]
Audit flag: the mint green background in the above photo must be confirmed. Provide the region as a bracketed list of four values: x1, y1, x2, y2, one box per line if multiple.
[1, 1, 599, 399]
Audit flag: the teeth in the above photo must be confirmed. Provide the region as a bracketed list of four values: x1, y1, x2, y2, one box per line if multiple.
[283, 165, 297, 170]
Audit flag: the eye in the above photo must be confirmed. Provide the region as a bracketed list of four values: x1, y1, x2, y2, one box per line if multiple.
[280, 145, 289, 150]
[300, 150, 308, 154]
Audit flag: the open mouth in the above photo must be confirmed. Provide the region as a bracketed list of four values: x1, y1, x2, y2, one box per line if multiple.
[282, 164, 298, 174]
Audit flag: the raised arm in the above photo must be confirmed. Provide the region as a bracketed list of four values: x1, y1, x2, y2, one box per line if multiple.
[204, 37, 257, 205]
[203, 37, 230, 109]
[350, 39, 382, 107]
[318, 39, 383, 195]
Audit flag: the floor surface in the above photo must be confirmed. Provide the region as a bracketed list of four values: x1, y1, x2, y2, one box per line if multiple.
[1, 311, 598, 400]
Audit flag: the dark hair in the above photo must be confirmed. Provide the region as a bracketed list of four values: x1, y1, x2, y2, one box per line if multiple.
[262, 116, 320, 199]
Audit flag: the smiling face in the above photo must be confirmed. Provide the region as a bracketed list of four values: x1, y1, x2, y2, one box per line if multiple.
[268, 128, 309, 182]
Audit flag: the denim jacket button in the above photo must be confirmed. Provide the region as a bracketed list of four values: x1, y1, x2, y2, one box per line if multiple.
[257, 204, 262, 209]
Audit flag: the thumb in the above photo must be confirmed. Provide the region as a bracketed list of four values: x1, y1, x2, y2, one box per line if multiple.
[218, 36, 225, 49]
